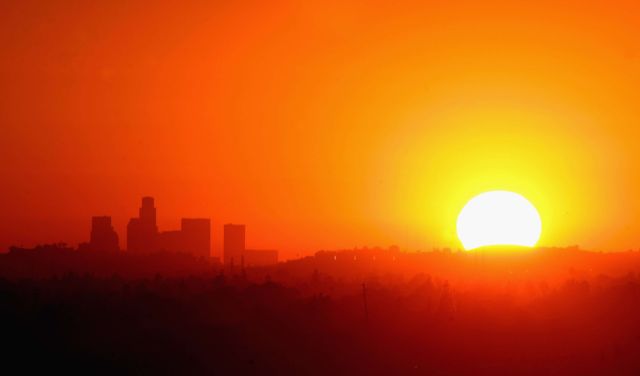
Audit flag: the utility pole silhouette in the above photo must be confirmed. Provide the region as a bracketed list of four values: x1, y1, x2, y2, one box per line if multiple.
[362, 283, 369, 324]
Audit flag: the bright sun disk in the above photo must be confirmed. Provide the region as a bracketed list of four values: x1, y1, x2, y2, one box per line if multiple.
[456, 190, 542, 250]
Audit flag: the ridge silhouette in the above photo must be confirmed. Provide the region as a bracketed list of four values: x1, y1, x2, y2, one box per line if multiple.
[3, 198, 640, 375]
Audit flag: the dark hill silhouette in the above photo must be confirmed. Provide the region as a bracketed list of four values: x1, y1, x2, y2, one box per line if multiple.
[2, 245, 640, 374]
[3, 243, 219, 279]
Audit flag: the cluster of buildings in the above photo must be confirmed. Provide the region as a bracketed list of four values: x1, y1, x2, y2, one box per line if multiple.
[125, 197, 210, 258]
[82, 197, 278, 266]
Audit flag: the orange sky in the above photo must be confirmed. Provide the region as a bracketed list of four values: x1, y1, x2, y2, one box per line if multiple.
[2, 0, 640, 258]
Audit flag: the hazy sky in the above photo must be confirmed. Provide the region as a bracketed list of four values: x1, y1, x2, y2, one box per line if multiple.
[2, 0, 640, 258]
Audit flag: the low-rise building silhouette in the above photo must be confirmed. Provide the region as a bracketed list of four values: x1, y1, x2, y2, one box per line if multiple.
[244, 249, 278, 266]
[224, 224, 277, 266]
[158, 230, 183, 253]
[181, 218, 210, 258]
[158, 219, 211, 258]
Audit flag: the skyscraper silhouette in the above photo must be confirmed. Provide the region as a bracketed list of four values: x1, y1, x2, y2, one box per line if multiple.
[89, 216, 119, 252]
[224, 224, 245, 265]
[127, 197, 159, 253]
[139, 196, 156, 225]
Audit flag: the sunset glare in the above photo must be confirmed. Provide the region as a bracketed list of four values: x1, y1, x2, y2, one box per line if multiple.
[456, 190, 542, 250]
[5, 1, 640, 374]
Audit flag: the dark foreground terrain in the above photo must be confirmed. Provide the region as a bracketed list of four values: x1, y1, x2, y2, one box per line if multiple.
[2, 247, 640, 375]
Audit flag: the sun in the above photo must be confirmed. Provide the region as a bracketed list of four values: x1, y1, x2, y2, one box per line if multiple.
[456, 190, 542, 250]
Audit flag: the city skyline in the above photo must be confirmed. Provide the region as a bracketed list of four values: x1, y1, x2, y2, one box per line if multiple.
[74, 196, 278, 265]
[7, 193, 640, 258]
[3, 1, 640, 374]
[4, 1, 640, 257]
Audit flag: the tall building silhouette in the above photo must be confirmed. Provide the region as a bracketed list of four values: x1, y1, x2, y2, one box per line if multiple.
[224, 224, 245, 265]
[181, 218, 211, 258]
[126, 197, 211, 257]
[127, 197, 159, 253]
[89, 216, 119, 252]
[139, 196, 156, 225]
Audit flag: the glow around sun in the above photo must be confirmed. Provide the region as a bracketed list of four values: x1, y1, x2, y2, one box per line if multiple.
[456, 190, 542, 250]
